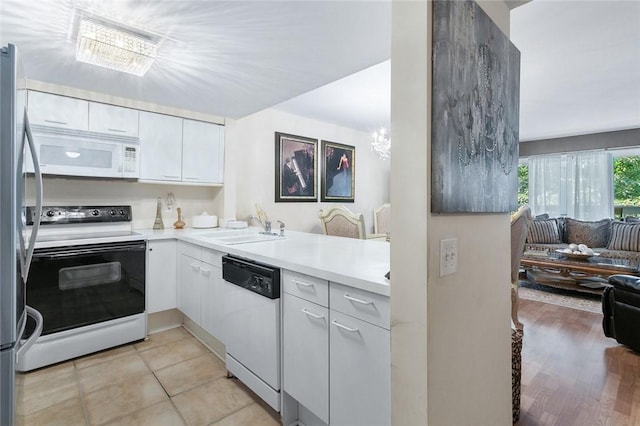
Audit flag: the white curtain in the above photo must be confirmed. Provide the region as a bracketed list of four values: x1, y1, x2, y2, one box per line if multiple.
[528, 151, 613, 220]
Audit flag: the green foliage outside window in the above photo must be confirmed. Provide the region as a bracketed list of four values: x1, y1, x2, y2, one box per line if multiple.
[517, 163, 528, 206]
[613, 156, 640, 205]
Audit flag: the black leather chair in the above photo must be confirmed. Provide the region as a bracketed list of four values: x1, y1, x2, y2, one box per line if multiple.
[602, 274, 640, 352]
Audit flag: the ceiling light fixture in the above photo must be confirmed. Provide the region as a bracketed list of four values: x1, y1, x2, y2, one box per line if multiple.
[372, 127, 391, 160]
[75, 18, 157, 76]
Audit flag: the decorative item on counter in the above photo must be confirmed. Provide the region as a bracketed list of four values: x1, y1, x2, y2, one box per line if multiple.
[173, 207, 185, 229]
[192, 212, 218, 228]
[153, 197, 164, 229]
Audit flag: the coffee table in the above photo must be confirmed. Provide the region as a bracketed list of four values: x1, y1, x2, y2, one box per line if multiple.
[520, 250, 640, 295]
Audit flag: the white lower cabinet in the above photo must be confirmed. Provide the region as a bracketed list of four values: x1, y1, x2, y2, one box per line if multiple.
[200, 257, 224, 341]
[283, 293, 329, 423]
[282, 271, 390, 426]
[176, 243, 224, 342]
[146, 240, 177, 313]
[329, 310, 390, 426]
[178, 252, 203, 324]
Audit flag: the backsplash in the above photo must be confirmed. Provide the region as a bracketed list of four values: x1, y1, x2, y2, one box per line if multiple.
[25, 176, 222, 230]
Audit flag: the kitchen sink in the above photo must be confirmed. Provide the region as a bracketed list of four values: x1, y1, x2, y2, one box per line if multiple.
[199, 230, 284, 245]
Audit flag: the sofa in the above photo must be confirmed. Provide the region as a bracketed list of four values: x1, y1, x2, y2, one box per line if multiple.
[602, 274, 640, 352]
[525, 216, 640, 263]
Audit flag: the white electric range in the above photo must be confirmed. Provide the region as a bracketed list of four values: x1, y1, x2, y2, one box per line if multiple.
[18, 205, 147, 371]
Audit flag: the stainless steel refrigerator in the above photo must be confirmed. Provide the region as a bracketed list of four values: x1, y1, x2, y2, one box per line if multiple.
[0, 43, 44, 426]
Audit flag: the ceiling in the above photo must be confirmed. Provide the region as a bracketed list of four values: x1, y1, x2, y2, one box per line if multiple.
[1, 1, 638, 142]
[0, 0, 390, 119]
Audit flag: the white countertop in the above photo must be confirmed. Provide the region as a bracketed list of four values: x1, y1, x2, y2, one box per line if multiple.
[136, 227, 390, 296]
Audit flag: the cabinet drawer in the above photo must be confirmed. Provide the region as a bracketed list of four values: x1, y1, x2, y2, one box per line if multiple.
[177, 241, 201, 260]
[330, 283, 390, 329]
[202, 248, 223, 268]
[283, 270, 328, 307]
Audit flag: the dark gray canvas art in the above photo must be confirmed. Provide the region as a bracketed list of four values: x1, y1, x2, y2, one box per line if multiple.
[432, 0, 520, 213]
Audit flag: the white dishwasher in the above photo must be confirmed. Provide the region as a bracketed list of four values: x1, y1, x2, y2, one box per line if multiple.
[222, 254, 281, 412]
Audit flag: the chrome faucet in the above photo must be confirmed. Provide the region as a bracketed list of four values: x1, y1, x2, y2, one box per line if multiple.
[249, 214, 273, 234]
[278, 220, 285, 237]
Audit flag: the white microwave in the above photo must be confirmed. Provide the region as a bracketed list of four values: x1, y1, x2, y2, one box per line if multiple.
[26, 125, 139, 179]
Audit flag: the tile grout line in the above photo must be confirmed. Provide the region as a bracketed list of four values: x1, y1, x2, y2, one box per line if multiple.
[71, 361, 92, 426]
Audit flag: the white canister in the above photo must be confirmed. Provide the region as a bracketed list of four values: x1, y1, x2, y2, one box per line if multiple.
[192, 212, 218, 228]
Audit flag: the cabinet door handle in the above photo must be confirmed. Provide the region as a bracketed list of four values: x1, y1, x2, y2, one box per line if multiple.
[107, 128, 127, 133]
[190, 263, 200, 270]
[302, 308, 324, 320]
[200, 268, 211, 276]
[164, 175, 180, 179]
[292, 279, 314, 288]
[183, 176, 198, 180]
[44, 119, 68, 125]
[331, 320, 359, 333]
[344, 294, 373, 305]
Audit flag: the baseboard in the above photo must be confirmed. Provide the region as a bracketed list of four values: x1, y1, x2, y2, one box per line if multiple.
[147, 309, 184, 334]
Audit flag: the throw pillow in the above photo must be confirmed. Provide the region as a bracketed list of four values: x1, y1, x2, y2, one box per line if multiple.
[526, 219, 561, 244]
[607, 222, 640, 251]
[565, 218, 611, 248]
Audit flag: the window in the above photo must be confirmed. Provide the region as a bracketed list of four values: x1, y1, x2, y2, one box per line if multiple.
[518, 150, 640, 219]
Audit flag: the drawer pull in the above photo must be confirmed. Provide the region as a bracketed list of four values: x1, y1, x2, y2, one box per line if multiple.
[200, 268, 211, 276]
[190, 263, 200, 270]
[331, 320, 359, 333]
[293, 279, 314, 288]
[344, 294, 373, 305]
[44, 119, 68, 125]
[107, 128, 127, 133]
[302, 308, 324, 320]
[163, 175, 180, 179]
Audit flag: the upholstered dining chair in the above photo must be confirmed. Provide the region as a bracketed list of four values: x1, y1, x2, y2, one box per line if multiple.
[511, 205, 532, 330]
[318, 206, 366, 239]
[373, 203, 391, 235]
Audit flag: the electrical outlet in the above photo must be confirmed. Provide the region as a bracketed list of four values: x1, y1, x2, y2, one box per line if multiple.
[440, 238, 458, 276]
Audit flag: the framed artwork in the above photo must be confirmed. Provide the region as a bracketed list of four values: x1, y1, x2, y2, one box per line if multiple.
[275, 132, 318, 202]
[431, 0, 520, 213]
[321, 140, 355, 203]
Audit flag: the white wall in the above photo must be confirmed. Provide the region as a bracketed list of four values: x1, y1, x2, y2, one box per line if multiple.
[391, 1, 512, 425]
[225, 108, 390, 234]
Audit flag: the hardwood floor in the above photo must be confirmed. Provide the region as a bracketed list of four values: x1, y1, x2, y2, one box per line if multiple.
[517, 297, 640, 426]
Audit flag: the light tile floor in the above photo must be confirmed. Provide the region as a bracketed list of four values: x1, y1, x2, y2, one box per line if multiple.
[17, 326, 281, 426]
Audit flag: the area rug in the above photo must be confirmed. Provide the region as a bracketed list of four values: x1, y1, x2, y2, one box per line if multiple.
[518, 280, 602, 314]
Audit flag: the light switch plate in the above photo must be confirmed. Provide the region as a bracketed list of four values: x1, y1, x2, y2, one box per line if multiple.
[440, 238, 458, 276]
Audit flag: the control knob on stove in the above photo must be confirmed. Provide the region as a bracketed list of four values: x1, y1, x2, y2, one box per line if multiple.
[109, 210, 115, 216]
[91, 209, 100, 216]
[119, 209, 126, 216]
[45, 210, 55, 218]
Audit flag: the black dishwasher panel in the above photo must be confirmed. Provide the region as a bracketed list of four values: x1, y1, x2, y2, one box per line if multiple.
[222, 255, 280, 299]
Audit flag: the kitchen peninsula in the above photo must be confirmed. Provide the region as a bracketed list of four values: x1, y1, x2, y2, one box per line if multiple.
[139, 226, 390, 426]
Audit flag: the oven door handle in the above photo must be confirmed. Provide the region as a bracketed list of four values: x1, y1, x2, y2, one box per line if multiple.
[33, 243, 146, 258]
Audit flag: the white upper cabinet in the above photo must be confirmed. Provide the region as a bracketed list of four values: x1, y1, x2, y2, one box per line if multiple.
[182, 119, 224, 184]
[139, 111, 183, 181]
[89, 102, 139, 137]
[28, 91, 89, 131]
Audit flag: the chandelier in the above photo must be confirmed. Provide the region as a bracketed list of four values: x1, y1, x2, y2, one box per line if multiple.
[371, 127, 391, 159]
[75, 18, 158, 76]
